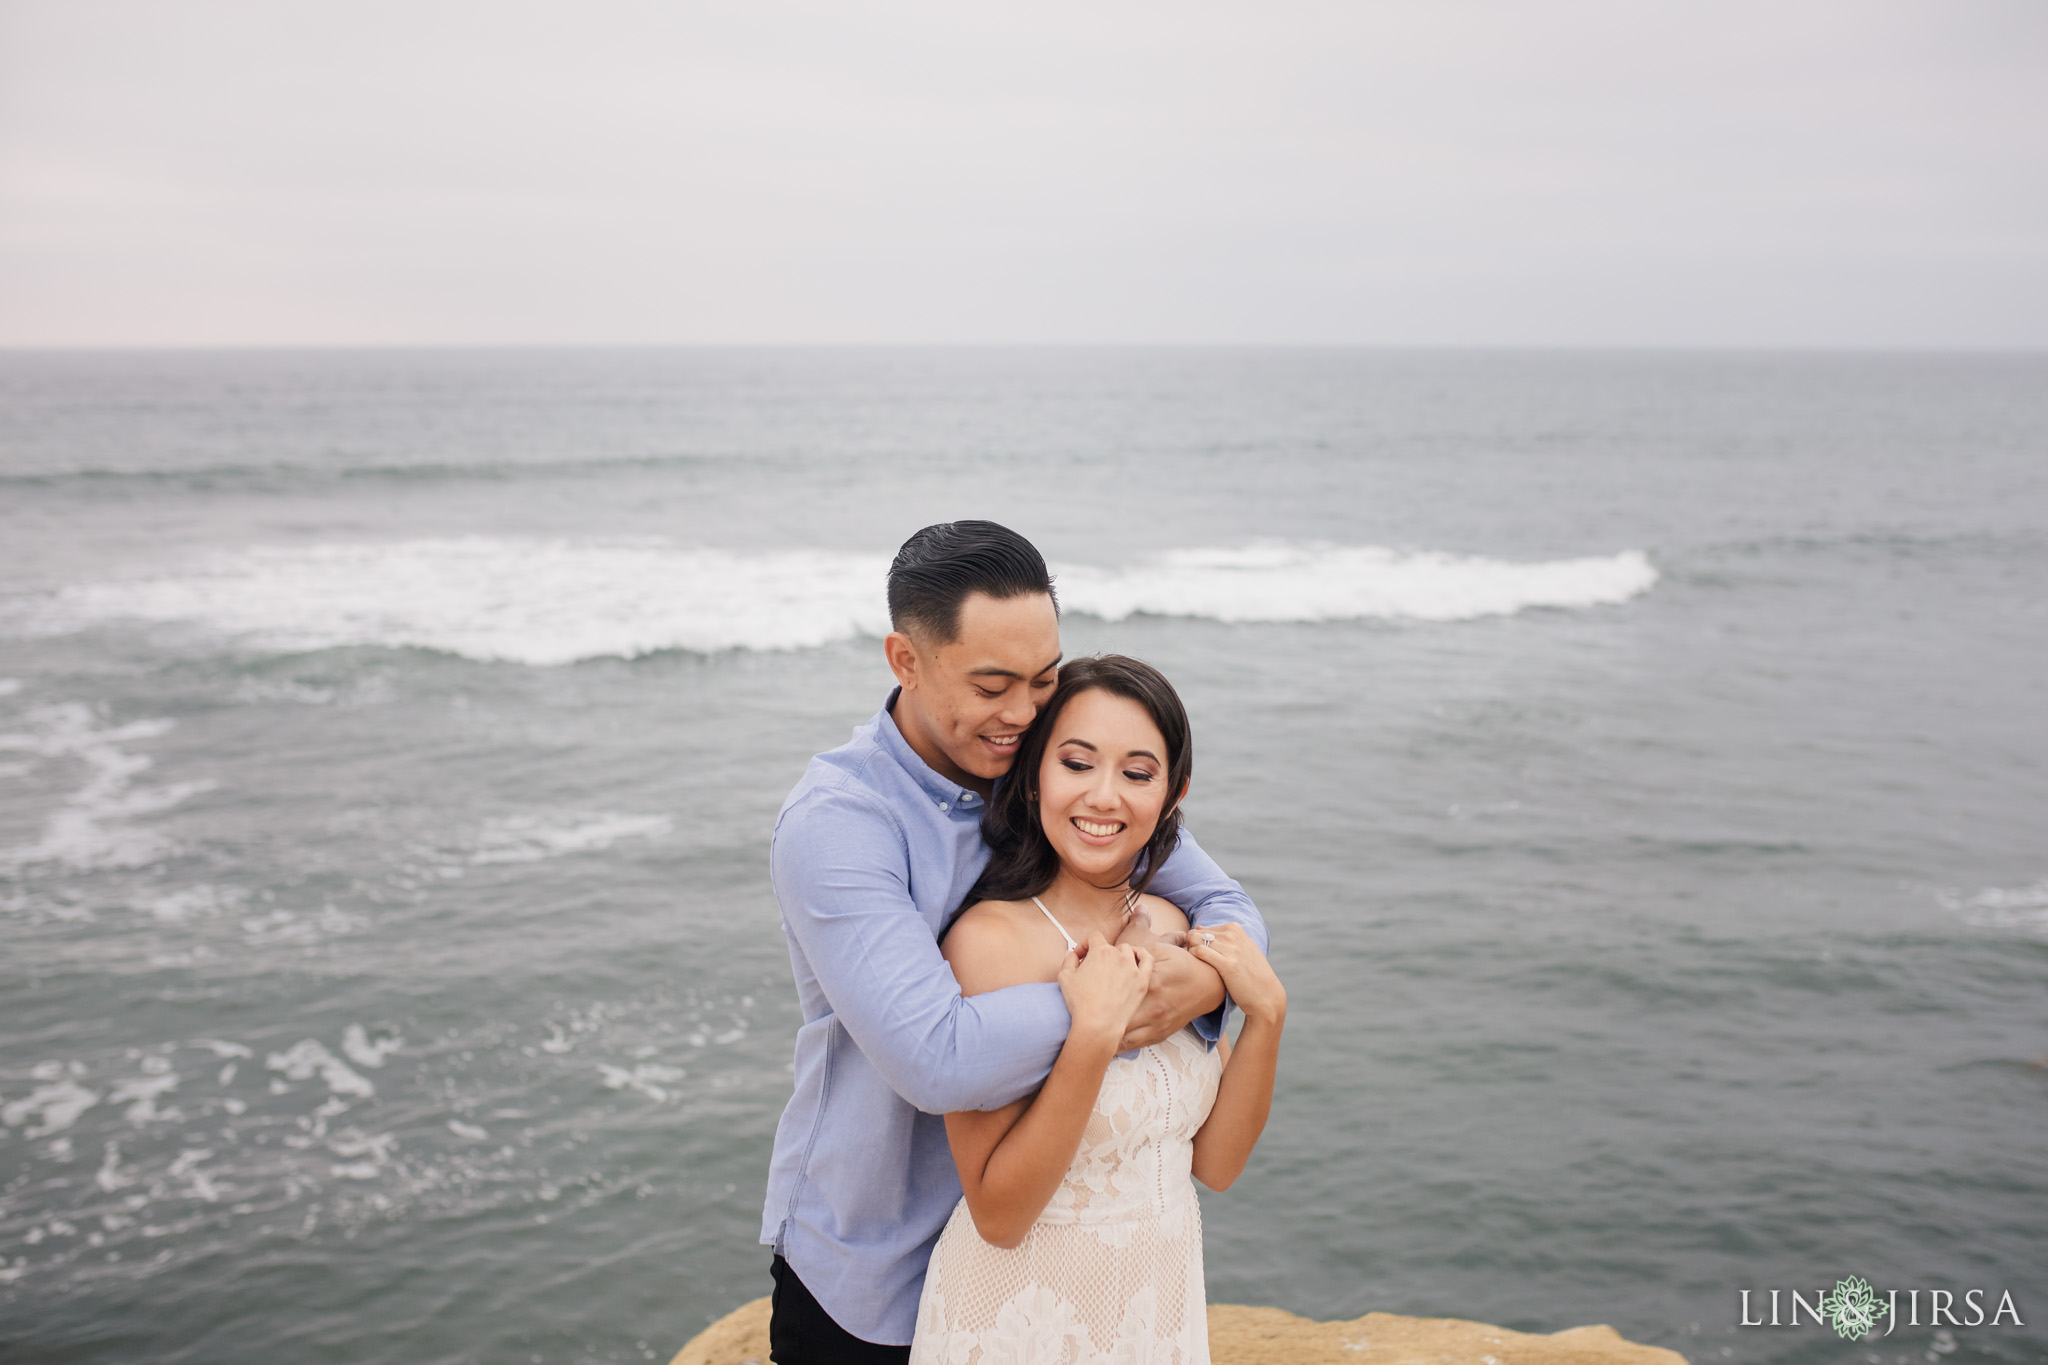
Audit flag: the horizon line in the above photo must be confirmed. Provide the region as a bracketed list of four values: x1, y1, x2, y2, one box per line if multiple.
[3, 340, 2046, 357]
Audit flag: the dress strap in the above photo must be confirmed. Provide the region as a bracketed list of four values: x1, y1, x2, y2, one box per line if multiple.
[1030, 896, 1079, 951]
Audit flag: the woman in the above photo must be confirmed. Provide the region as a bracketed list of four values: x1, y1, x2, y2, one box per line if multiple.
[910, 655, 1286, 1365]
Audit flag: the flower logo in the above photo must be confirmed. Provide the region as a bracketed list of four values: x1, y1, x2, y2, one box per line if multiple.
[1819, 1275, 1884, 1340]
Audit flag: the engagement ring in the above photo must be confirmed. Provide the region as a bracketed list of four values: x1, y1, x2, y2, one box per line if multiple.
[1200, 932, 1215, 945]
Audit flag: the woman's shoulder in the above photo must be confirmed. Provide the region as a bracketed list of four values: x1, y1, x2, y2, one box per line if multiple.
[942, 900, 1052, 996]
[946, 896, 1037, 938]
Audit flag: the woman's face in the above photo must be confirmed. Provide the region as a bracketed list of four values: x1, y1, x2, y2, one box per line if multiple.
[1035, 687, 1174, 885]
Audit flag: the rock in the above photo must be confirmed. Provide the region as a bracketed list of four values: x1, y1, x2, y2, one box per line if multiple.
[669, 1296, 771, 1365]
[669, 1297, 1691, 1365]
[1204, 1304, 1691, 1365]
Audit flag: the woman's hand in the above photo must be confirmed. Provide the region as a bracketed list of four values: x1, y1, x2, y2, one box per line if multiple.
[1186, 923, 1286, 1027]
[1110, 908, 1222, 1050]
[1057, 930, 1154, 1048]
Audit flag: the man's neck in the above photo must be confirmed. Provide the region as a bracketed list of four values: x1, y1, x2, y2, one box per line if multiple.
[888, 691, 993, 799]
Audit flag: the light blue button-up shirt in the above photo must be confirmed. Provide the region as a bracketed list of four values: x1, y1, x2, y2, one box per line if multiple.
[760, 690, 1269, 1345]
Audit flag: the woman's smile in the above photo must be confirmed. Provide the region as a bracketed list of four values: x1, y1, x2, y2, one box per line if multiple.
[1034, 687, 1172, 880]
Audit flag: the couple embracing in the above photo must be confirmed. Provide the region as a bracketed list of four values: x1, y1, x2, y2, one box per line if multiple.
[761, 521, 1286, 1364]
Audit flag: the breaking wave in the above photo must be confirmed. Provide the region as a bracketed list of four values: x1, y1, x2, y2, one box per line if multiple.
[1062, 544, 1656, 625]
[3, 537, 1657, 666]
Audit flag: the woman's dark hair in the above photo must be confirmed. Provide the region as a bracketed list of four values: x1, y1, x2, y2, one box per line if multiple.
[887, 521, 1058, 644]
[960, 654, 1193, 916]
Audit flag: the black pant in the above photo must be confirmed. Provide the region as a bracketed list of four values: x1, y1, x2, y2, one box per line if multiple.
[768, 1254, 912, 1365]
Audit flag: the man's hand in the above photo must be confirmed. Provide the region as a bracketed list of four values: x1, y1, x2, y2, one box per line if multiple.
[1113, 914, 1224, 1051]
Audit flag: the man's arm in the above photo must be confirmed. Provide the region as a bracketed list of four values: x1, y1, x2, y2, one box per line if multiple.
[771, 786, 1069, 1115]
[1151, 825, 1268, 948]
[1122, 825, 1268, 1048]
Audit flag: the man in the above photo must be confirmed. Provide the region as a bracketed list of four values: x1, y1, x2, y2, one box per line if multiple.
[761, 521, 1269, 1363]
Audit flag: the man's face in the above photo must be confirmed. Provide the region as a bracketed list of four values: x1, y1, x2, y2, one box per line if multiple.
[887, 591, 1061, 788]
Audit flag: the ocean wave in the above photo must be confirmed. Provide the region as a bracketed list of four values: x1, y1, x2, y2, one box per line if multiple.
[6, 540, 893, 667]
[1064, 544, 1657, 625]
[2, 537, 1657, 666]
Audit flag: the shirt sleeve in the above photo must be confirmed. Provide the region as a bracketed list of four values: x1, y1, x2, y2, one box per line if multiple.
[771, 784, 1070, 1116]
[1146, 824, 1269, 1043]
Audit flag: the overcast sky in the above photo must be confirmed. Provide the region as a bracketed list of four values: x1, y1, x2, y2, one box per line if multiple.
[2, 0, 2044, 347]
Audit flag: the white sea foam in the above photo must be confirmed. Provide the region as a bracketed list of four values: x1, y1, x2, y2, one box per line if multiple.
[107, 1069, 180, 1125]
[189, 1039, 254, 1060]
[4, 536, 1657, 666]
[237, 903, 366, 942]
[1941, 879, 2048, 933]
[1062, 544, 1658, 624]
[598, 1062, 685, 1102]
[135, 884, 245, 923]
[2, 1081, 101, 1137]
[0, 703, 211, 874]
[265, 1039, 376, 1099]
[471, 812, 672, 864]
[340, 1023, 403, 1069]
[95, 1140, 136, 1193]
[326, 1129, 397, 1181]
[167, 1147, 224, 1202]
[7, 538, 891, 665]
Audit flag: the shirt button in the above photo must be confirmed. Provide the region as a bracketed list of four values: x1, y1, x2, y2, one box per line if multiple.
[938, 801, 949, 811]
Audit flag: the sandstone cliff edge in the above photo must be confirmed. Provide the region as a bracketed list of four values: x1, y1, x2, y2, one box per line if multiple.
[669, 1297, 1691, 1365]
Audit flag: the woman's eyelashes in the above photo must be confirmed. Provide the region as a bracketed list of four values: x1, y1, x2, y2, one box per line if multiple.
[1057, 754, 1157, 783]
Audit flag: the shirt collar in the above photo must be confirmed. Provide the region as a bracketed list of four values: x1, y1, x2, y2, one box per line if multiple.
[874, 687, 986, 811]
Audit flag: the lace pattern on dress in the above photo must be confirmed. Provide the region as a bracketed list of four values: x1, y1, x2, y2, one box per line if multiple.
[910, 1026, 1224, 1365]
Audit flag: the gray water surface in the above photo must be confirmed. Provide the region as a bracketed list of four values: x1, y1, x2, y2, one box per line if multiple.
[2, 349, 2043, 1364]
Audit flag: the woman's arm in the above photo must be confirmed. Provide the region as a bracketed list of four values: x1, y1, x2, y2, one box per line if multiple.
[942, 1031, 1119, 1248]
[941, 913, 1153, 1249]
[1186, 923, 1286, 1192]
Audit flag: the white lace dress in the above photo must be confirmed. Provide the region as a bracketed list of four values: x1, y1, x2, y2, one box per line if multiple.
[909, 1024, 1224, 1365]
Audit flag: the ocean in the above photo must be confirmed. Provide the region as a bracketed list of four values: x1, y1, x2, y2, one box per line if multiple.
[1, 348, 2043, 1365]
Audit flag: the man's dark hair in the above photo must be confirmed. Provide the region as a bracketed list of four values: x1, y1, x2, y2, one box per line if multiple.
[886, 521, 1058, 644]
